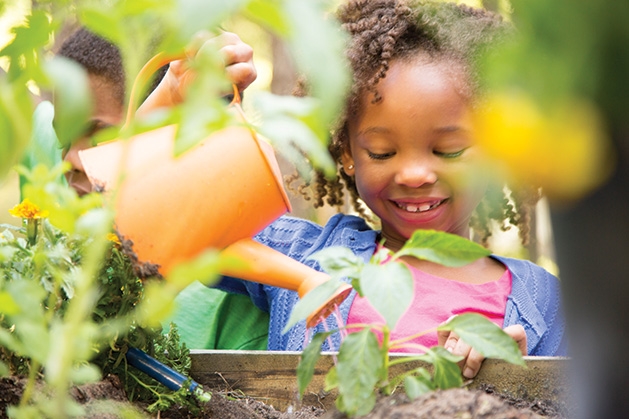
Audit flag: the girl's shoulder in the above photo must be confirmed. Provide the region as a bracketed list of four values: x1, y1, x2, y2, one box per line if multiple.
[255, 213, 377, 258]
[492, 255, 558, 281]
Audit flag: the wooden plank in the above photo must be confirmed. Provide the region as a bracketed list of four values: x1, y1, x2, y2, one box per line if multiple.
[190, 350, 569, 412]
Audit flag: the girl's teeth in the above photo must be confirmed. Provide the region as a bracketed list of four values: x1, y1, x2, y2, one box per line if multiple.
[401, 203, 436, 212]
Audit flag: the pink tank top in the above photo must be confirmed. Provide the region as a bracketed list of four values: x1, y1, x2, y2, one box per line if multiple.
[346, 262, 512, 352]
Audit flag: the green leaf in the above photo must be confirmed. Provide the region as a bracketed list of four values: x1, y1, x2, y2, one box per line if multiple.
[0, 329, 24, 355]
[438, 313, 526, 366]
[44, 57, 93, 149]
[176, 0, 248, 40]
[283, 278, 347, 333]
[397, 229, 491, 267]
[136, 282, 178, 328]
[19, 101, 64, 198]
[404, 370, 435, 399]
[0, 78, 33, 180]
[296, 332, 330, 398]
[166, 248, 222, 290]
[0, 361, 8, 378]
[283, 0, 350, 127]
[308, 246, 363, 280]
[16, 321, 50, 364]
[372, 246, 393, 264]
[324, 365, 339, 391]
[242, 0, 291, 36]
[418, 347, 463, 389]
[336, 329, 383, 416]
[253, 93, 336, 177]
[360, 262, 413, 329]
[70, 363, 102, 385]
[0, 10, 54, 83]
[174, 99, 231, 156]
[0, 292, 19, 315]
[79, 8, 125, 46]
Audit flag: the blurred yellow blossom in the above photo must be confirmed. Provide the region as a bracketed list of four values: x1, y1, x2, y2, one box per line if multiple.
[107, 233, 121, 245]
[8, 198, 49, 219]
[474, 91, 614, 202]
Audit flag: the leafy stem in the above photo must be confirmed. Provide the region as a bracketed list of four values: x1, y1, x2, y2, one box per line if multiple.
[295, 229, 522, 417]
[389, 326, 439, 349]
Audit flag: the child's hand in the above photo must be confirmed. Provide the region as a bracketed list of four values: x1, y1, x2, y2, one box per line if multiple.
[138, 31, 256, 113]
[437, 324, 527, 379]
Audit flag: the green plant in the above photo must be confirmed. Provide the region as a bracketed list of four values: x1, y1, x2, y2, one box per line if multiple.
[0, 0, 349, 417]
[0, 164, 200, 417]
[289, 230, 526, 417]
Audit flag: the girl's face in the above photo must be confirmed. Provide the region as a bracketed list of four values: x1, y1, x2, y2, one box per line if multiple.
[343, 56, 488, 251]
[63, 75, 123, 196]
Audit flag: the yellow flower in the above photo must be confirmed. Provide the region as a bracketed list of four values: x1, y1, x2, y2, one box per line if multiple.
[107, 233, 121, 245]
[8, 198, 49, 219]
[473, 91, 613, 203]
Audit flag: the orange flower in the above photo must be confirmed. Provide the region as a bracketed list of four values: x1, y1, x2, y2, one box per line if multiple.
[8, 198, 49, 219]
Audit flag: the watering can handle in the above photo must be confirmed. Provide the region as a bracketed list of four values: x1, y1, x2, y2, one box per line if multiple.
[124, 52, 241, 127]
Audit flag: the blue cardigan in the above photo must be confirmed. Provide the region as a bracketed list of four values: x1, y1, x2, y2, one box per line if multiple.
[217, 213, 568, 356]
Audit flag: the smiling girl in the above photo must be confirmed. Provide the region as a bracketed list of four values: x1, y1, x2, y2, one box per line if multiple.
[215, 0, 567, 378]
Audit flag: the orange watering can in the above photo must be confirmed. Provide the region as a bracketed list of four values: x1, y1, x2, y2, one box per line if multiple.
[79, 53, 350, 327]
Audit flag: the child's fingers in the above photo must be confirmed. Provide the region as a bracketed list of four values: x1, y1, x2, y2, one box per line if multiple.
[185, 29, 218, 58]
[462, 348, 485, 379]
[190, 32, 257, 91]
[444, 334, 483, 379]
[216, 35, 256, 91]
[461, 326, 527, 379]
[504, 324, 528, 355]
[437, 315, 458, 347]
[194, 32, 252, 65]
[225, 62, 257, 92]
[437, 329, 451, 347]
[220, 41, 254, 66]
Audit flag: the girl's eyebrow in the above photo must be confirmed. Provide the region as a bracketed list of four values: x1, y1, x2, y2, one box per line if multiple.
[434, 125, 472, 134]
[356, 126, 391, 137]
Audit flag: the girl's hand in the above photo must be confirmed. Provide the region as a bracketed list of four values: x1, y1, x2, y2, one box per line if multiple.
[437, 324, 527, 379]
[138, 31, 256, 114]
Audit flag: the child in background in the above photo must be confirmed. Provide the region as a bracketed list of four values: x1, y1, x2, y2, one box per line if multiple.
[38, 27, 270, 350]
[213, 0, 567, 378]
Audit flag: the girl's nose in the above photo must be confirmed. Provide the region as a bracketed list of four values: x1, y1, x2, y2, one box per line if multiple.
[394, 158, 438, 188]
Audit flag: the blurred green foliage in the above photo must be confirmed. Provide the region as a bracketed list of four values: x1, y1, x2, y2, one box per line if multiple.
[0, 1, 350, 417]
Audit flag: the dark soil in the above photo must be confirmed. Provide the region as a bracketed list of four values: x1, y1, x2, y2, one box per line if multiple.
[0, 375, 569, 419]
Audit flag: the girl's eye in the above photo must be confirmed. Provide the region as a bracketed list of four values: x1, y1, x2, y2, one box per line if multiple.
[367, 151, 395, 160]
[434, 148, 468, 159]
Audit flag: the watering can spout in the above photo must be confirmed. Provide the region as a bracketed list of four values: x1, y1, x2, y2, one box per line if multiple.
[221, 239, 352, 327]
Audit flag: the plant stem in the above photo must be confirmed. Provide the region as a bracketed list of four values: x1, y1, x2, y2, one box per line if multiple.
[388, 355, 427, 368]
[389, 326, 438, 348]
[19, 359, 40, 408]
[26, 218, 38, 246]
[381, 326, 392, 395]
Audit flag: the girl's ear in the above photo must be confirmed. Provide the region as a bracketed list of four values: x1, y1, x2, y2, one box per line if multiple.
[340, 148, 355, 176]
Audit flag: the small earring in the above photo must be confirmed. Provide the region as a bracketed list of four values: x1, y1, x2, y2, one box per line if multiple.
[347, 164, 354, 170]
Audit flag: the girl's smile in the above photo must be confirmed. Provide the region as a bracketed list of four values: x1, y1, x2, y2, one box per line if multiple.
[343, 54, 489, 251]
[391, 197, 448, 223]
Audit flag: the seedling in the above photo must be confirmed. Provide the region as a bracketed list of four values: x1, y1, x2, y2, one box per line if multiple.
[288, 230, 526, 417]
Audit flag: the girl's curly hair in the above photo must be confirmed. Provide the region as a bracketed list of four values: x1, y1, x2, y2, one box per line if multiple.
[298, 0, 540, 246]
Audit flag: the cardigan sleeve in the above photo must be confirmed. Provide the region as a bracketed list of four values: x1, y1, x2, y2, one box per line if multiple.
[500, 256, 568, 356]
